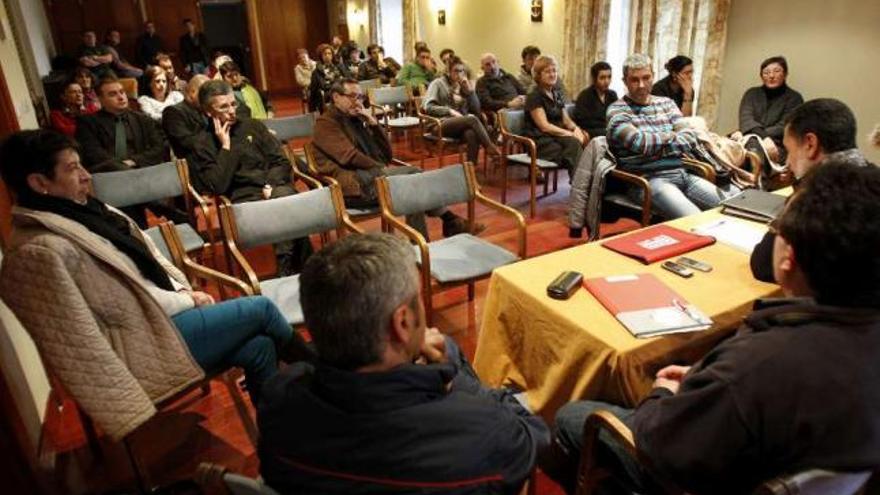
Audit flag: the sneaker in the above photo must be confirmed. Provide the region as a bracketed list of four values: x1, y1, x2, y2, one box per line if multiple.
[442, 216, 487, 237]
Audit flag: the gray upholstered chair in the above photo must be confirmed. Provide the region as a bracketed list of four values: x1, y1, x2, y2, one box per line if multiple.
[497, 108, 563, 218]
[358, 77, 383, 93]
[218, 184, 360, 326]
[264, 113, 317, 171]
[414, 95, 470, 170]
[377, 162, 526, 325]
[302, 142, 383, 224]
[368, 85, 421, 148]
[91, 160, 211, 256]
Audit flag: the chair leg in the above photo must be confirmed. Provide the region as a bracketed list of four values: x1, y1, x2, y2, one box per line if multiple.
[468, 281, 475, 301]
[221, 371, 259, 446]
[438, 142, 445, 169]
[424, 282, 435, 327]
[530, 167, 537, 218]
[501, 161, 509, 204]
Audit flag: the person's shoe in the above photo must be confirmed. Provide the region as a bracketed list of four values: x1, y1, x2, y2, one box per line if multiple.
[442, 216, 487, 237]
[569, 227, 583, 239]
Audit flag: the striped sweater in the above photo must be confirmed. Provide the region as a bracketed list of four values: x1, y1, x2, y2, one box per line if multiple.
[606, 95, 699, 171]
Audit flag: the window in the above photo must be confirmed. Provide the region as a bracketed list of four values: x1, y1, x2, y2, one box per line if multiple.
[379, 0, 404, 63]
[605, 0, 631, 96]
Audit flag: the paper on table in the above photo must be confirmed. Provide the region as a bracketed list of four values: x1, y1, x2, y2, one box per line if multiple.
[692, 218, 766, 254]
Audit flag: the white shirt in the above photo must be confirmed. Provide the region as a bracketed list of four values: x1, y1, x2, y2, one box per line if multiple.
[137, 91, 184, 121]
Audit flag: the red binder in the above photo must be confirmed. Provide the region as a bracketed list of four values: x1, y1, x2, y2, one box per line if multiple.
[601, 225, 715, 264]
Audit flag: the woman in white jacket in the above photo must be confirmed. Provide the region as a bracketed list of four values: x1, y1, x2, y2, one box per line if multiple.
[137, 65, 184, 121]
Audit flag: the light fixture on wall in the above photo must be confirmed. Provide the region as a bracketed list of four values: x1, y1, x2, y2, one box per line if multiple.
[438, 10, 446, 25]
[531, 0, 543, 22]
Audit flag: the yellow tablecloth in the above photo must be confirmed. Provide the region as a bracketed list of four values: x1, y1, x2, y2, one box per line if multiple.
[473, 209, 781, 419]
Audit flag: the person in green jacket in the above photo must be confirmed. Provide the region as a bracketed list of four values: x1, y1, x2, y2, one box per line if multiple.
[219, 61, 273, 120]
[396, 45, 437, 94]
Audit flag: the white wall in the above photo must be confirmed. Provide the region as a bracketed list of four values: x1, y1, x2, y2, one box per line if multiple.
[0, 0, 38, 129]
[11, 0, 54, 77]
[717, 0, 880, 162]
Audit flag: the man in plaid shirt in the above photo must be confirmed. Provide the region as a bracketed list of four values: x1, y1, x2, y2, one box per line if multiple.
[607, 54, 723, 218]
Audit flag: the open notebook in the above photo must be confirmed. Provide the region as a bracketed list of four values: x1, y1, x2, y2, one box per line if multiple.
[583, 273, 713, 338]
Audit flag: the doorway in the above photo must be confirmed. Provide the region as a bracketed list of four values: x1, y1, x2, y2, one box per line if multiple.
[200, 0, 253, 78]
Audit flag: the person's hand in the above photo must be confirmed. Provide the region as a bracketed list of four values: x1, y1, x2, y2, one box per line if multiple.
[573, 127, 589, 146]
[419, 327, 448, 364]
[378, 58, 387, 69]
[459, 79, 472, 93]
[508, 95, 526, 109]
[358, 106, 378, 126]
[448, 109, 463, 118]
[190, 291, 215, 307]
[675, 72, 694, 99]
[213, 117, 231, 150]
[652, 365, 691, 394]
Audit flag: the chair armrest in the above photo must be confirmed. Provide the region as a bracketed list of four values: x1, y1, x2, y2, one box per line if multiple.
[217, 197, 262, 294]
[609, 169, 652, 227]
[390, 158, 418, 168]
[292, 166, 323, 190]
[419, 113, 445, 138]
[682, 157, 716, 183]
[575, 410, 637, 495]
[181, 256, 255, 296]
[502, 132, 538, 159]
[474, 188, 527, 259]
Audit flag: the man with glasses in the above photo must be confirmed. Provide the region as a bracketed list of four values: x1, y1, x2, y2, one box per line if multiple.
[312, 79, 478, 238]
[187, 80, 312, 274]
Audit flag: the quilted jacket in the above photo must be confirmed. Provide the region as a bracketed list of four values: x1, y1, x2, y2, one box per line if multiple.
[0, 206, 204, 440]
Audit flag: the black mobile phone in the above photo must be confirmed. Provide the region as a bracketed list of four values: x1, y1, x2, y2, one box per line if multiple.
[662, 261, 694, 278]
[547, 271, 583, 300]
[676, 256, 712, 272]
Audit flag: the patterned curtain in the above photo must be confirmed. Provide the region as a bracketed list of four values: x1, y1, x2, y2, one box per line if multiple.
[562, 0, 612, 96]
[369, 0, 381, 45]
[628, 0, 731, 129]
[402, 0, 421, 63]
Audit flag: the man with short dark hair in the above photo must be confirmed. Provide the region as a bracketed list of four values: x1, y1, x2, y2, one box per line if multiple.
[358, 44, 398, 83]
[397, 46, 436, 90]
[77, 30, 115, 78]
[156, 53, 187, 92]
[518, 45, 542, 90]
[259, 232, 550, 494]
[750, 98, 871, 282]
[162, 74, 209, 158]
[179, 18, 210, 75]
[476, 52, 526, 112]
[548, 160, 880, 495]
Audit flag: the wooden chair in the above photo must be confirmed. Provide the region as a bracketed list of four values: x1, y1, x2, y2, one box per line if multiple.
[368, 85, 421, 150]
[263, 113, 317, 170]
[414, 96, 468, 169]
[377, 162, 526, 325]
[302, 142, 385, 226]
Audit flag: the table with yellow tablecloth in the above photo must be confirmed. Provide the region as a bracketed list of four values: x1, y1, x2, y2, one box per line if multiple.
[473, 208, 781, 420]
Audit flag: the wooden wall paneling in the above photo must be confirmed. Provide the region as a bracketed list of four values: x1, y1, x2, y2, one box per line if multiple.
[0, 64, 21, 248]
[256, 0, 330, 94]
[42, 0, 85, 58]
[85, 0, 144, 64]
[142, 0, 202, 70]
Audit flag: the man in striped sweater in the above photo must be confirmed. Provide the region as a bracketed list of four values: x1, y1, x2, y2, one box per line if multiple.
[606, 54, 723, 218]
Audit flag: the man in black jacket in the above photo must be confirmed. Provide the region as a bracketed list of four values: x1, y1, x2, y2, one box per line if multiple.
[259, 233, 550, 494]
[476, 53, 526, 113]
[547, 161, 880, 495]
[162, 74, 209, 158]
[179, 19, 210, 75]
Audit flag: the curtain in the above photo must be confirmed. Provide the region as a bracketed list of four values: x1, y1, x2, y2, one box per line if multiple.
[562, 0, 612, 96]
[402, 0, 420, 63]
[628, 0, 731, 129]
[369, 0, 381, 45]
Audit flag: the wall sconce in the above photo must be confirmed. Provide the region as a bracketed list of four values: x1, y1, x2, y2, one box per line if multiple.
[438, 9, 446, 25]
[531, 0, 543, 22]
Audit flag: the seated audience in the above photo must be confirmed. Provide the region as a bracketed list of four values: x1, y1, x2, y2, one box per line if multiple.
[73, 67, 101, 114]
[258, 232, 550, 494]
[156, 53, 187, 93]
[187, 80, 312, 275]
[103, 29, 143, 79]
[475, 52, 526, 112]
[312, 79, 477, 238]
[294, 48, 316, 105]
[738, 56, 804, 162]
[75, 77, 168, 173]
[330, 35, 344, 65]
[524, 55, 585, 175]
[548, 160, 880, 495]
[135, 20, 163, 69]
[309, 43, 346, 113]
[220, 61, 273, 120]
[438, 48, 473, 80]
[340, 42, 362, 79]
[77, 30, 114, 79]
[572, 61, 618, 139]
[163, 74, 209, 158]
[207, 51, 232, 80]
[518, 45, 541, 90]
[0, 130, 309, 418]
[750, 98, 870, 282]
[179, 18, 210, 75]
[397, 45, 436, 92]
[358, 44, 398, 83]
[423, 56, 501, 165]
[607, 54, 722, 218]
[137, 65, 184, 121]
[50, 81, 86, 137]
[651, 55, 694, 116]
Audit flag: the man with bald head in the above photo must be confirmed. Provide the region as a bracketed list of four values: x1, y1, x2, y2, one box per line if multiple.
[163, 74, 211, 158]
[476, 53, 526, 112]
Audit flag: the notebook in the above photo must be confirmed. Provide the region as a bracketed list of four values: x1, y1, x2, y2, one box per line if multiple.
[720, 189, 786, 223]
[692, 218, 766, 254]
[583, 273, 713, 338]
[601, 225, 716, 264]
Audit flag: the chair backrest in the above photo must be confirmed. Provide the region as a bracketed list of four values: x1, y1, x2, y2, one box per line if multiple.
[118, 77, 138, 100]
[753, 469, 872, 495]
[358, 78, 383, 92]
[499, 109, 526, 136]
[91, 161, 184, 208]
[382, 163, 472, 216]
[223, 472, 281, 495]
[143, 225, 173, 261]
[263, 114, 316, 143]
[369, 85, 410, 106]
[225, 188, 341, 250]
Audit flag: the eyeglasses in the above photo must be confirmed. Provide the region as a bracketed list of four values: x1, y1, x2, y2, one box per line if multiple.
[761, 68, 784, 76]
[341, 93, 365, 102]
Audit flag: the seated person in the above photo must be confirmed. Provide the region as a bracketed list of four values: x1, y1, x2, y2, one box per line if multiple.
[572, 61, 618, 139]
[162, 74, 209, 158]
[340, 42, 362, 79]
[517, 45, 541, 90]
[312, 79, 479, 238]
[207, 51, 232, 80]
[548, 160, 880, 495]
[607, 54, 722, 219]
[220, 61, 273, 120]
[294, 48, 316, 105]
[187, 80, 312, 275]
[750, 98, 871, 282]
[358, 44, 398, 83]
[524, 55, 586, 175]
[155, 52, 187, 93]
[137, 65, 184, 121]
[738, 56, 803, 163]
[75, 77, 168, 173]
[73, 67, 101, 114]
[309, 43, 346, 113]
[438, 48, 473, 80]
[258, 232, 551, 494]
[423, 57, 501, 165]
[651, 55, 694, 116]
[50, 80, 86, 137]
[475, 52, 526, 113]
[0, 130, 309, 433]
[397, 46, 436, 93]
[77, 30, 114, 79]
[103, 29, 143, 79]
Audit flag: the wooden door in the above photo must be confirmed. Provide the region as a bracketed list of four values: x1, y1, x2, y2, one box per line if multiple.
[143, 0, 203, 59]
[43, 0, 143, 64]
[256, 0, 329, 94]
[43, 0, 85, 57]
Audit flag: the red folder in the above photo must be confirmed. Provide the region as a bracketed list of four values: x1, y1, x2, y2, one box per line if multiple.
[601, 224, 715, 264]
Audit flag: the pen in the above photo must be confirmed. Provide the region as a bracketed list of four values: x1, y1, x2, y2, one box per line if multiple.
[672, 298, 702, 323]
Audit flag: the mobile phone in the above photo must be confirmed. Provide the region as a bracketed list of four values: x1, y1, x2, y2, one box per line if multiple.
[676, 256, 712, 272]
[662, 261, 693, 278]
[547, 271, 583, 300]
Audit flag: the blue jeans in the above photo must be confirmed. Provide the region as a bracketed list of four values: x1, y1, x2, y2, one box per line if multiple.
[629, 168, 724, 219]
[172, 296, 293, 404]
